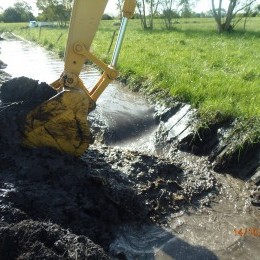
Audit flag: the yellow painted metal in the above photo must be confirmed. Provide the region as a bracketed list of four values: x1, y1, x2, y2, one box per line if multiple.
[90, 70, 116, 102]
[122, 0, 136, 18]
[23, 0, 109, 156]
[23, 0, 136, 156]
[23, 89, 94, 156]
[64, 0, 108, 77]
[71, 42, 119, 101]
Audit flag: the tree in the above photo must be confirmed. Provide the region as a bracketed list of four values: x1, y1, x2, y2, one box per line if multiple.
[116, 0, 124, 19]
[251, 3, 260, 16]
[14, 1, 34, 21]
[160, 0, 180, 29]
[102, 14, 113, 20]
[179, 0, 194, 18]
[2, 1, 34, 23]
[137, 0, 161, 30]
[36, 0, 72, 26]
[160, 0, 195, 29]
[211, 0, 257, 32]
[2, 8, 21, 23]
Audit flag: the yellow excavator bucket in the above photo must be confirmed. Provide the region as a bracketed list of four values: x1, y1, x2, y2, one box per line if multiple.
[22, 0, 136, 156]
[23, 90, 93, 156]
[23, 0, 108, 156]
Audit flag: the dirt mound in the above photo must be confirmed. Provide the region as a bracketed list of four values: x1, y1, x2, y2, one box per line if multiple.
[0, 77, 56, 146]
[0, 145, 146, 257]
[0, 143, 218, 258]
[0, 220, 108, 259]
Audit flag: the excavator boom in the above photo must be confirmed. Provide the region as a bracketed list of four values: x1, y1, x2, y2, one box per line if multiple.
[64, 0, 108, 77]
[23, 0, 136, 156]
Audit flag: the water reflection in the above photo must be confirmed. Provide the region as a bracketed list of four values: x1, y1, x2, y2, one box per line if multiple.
[110, 224, 218, 260]
[110, 174, 260, 259]
[0, 37, 157, 149]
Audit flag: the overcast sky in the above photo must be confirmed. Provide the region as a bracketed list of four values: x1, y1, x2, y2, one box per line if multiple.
[0, 0, 230, 15]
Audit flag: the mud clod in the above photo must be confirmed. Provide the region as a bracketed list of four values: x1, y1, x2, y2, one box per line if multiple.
[0, 77, 56, 146]
[1, 76, 56, 104]
[0, 220, 109, 260]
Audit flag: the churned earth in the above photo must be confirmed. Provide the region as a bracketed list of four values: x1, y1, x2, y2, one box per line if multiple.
[0, 38, 259, 259]
[0, 76, 220, 259]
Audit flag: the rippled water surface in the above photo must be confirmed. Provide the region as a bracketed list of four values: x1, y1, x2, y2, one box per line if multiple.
[110, 171, 259, 260]
[0, 36, 156, 148]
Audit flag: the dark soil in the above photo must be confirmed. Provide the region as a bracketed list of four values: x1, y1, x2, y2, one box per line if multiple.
[177, 120, 260, 206]
[177, 121, 260, 176]
[0, 60, 10, 85]
[0, 145, 145, 259]
[0, 77, 221, 259]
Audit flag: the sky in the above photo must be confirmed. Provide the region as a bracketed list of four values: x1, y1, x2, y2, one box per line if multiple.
[0, 0, 228, 16]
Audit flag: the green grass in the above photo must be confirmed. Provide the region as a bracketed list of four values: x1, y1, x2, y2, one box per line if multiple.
[100, 19, 260, 122]
[0, 24, 68, 57]
[0, 18, 259, 142]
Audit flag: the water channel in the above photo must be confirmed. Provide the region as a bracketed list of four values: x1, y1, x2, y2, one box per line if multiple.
[0, 35, 259, 260]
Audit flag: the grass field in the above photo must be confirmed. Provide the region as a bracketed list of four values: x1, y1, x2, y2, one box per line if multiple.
[0, 17, 259, 141]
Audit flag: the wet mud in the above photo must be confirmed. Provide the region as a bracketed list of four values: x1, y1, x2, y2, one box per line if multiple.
[175, 120, 260, 206]
[0, 77, 219, 259]
[0, 36, 259, 259]
[0, 60, 10, 85]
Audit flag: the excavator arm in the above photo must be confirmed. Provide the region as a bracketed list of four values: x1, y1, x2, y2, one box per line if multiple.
[23, 0, 136, 156]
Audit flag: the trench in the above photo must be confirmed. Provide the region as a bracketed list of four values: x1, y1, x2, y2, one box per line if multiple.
[0, 34, 259, 259]
[0, 34, 157, 151]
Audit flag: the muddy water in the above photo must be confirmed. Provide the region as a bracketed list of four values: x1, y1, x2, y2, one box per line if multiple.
[0, 35, 157, 151]
[1, 36, 259, 259]
[110, 155, 260, 260]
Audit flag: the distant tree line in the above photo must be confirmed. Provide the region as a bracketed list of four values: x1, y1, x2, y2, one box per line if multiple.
[0, 1, 35, 23]
[0, 0, 260, 33]
[117, 0, 260, 31]
[36, 0, 73, 26]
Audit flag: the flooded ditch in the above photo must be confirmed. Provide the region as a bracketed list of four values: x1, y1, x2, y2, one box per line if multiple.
[0, 34, 259, 259]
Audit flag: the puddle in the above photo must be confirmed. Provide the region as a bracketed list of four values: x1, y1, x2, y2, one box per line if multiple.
[110, 173, 260, 260]
[167, 174, 260, 260]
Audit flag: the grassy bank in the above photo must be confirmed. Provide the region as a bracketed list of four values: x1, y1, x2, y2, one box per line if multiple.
[0, 18, 259, 143]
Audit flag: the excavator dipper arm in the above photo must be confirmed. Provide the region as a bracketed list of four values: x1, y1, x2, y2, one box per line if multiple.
[22, 0, 136, 156]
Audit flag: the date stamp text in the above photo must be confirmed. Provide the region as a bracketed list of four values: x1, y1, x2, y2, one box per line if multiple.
[233, 228, 260, 237]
